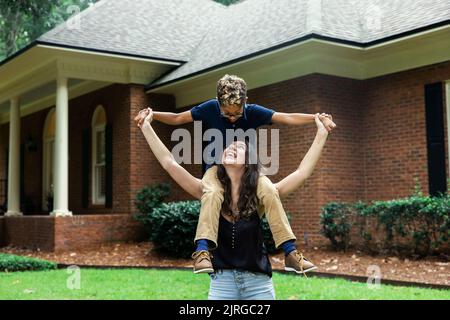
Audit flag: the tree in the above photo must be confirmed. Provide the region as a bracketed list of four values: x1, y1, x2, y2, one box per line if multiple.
[0, 0, 238, 61]
[0, 0, 97, 60]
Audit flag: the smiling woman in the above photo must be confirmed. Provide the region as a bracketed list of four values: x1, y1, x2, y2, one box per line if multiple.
[138, 107, 329, 299]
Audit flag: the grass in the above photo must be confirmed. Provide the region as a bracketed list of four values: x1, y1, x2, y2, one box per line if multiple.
[0, 268, 448, 300]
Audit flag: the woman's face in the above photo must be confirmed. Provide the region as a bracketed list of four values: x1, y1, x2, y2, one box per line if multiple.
[222, 141, 247, 166]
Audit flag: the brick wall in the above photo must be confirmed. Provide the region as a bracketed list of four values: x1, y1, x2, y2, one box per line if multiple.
[364, 62, 449, 200]
[246, 74, 365, 245]
[54, 214, 146, 252]
[130, 62, 449, 247]
[2, 215, 145, 252]
[247, 61, 450, 246]
[129, 86, 203, 215]
[0, 60, 448, 249]
[3, 216, 55, 251]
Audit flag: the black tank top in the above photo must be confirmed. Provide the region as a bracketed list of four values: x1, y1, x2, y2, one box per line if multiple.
[212, 211, 272, 277]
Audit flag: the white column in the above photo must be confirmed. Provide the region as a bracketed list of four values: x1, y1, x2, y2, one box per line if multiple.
[5, 97, 22, 216]
[51, 77, 72, 217]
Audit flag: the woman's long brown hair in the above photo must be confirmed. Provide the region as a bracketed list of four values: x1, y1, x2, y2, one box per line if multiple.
[216, 140, 260, 220]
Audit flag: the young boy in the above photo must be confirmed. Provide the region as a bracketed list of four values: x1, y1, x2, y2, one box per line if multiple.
[135, 74, 336, 274]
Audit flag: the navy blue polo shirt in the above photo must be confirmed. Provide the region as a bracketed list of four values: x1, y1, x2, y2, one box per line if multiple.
[190, 99, 275, 172]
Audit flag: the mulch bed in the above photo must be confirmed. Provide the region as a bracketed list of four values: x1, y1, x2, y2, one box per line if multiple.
[1, 242, 448, 287]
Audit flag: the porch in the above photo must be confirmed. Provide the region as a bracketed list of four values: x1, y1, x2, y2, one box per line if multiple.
[0, 214, 146, 252]
[0, 45, 181, 251]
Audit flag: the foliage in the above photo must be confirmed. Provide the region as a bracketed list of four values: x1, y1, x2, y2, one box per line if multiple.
[0, 253, 57, 272]
[144, 200, 201, 259]
[320, 202, 356, 250]
[133, 183, 171, 234]
[320, 179, 450, 256]
[0, 0, 98, 60]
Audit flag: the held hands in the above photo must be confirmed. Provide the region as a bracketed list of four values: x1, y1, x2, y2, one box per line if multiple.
[135, 107, 152, 128]
[135, 107, 153, 129]
[315, 113, 329, 137]
[318, 113, 336, 133]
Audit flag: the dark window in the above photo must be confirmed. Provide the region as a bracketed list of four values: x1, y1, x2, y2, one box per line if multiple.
[424, 82, 447, 196]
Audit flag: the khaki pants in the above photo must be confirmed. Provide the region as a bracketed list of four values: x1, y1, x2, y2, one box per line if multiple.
[194, 165, 297, 249]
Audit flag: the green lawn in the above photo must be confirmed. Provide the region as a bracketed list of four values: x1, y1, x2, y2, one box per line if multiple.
[0, 268, 448, 300]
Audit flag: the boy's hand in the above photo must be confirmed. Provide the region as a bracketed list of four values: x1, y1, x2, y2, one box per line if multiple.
[319, 114, 336, 133]
[134, 108, 151, 128]
[141, 108, 153, 128]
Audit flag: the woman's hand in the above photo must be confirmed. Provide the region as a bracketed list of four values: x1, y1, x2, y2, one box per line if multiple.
[139, 108, 153, 129]
[315, 113, 329, 137]
[318, 113, 336, 133]
[134, 107, 151, 128]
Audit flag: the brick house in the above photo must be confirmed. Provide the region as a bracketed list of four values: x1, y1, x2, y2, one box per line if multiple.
[0, 0, 448, 251]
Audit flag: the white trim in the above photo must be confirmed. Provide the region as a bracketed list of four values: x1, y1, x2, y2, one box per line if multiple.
[91, 106, 106, 206]
[42, 108, 55, 211]
[0, 45, 177, 107]
[147, 25, 450, 94]
[0, 81, 111, 125]
[146, 26, 450, 109]
[37, 44, 183, 66]
[446, 81, 450, 181]
[364, 24, 450, 50]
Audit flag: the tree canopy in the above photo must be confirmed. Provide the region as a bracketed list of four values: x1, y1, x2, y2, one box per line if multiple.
[0, 0, 244, 61]
[0, 0, 97, 60]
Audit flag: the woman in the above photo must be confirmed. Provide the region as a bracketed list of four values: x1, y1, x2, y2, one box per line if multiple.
[138, 109, 329, 300]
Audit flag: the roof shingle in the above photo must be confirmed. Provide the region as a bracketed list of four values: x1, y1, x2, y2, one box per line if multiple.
[38, 0, 450, 86]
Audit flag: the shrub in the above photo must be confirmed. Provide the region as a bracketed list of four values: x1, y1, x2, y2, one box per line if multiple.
[0, 254, 57, 272]
[320, 202, 354, 250]
[145, 200, 201, 258]
[133, 183, 171, 233]
[320, 193, 449, 256]
[361, 195, 450, 255]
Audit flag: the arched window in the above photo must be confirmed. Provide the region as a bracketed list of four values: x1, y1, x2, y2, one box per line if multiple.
[92, 105, 106, 205]
[42, 108, 55, 211]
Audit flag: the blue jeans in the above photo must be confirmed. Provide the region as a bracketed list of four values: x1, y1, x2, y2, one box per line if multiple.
[208, 269, 276, 300]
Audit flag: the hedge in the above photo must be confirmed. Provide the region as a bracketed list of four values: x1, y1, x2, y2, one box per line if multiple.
[0, 254, 57, 272]
[320, 193, 450, 256]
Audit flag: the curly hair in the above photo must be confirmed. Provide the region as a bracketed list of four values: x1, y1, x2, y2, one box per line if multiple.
[216, 74, 247, 107]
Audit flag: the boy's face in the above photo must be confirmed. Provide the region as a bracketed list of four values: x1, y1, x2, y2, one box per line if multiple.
[217, 96, 247, 123]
